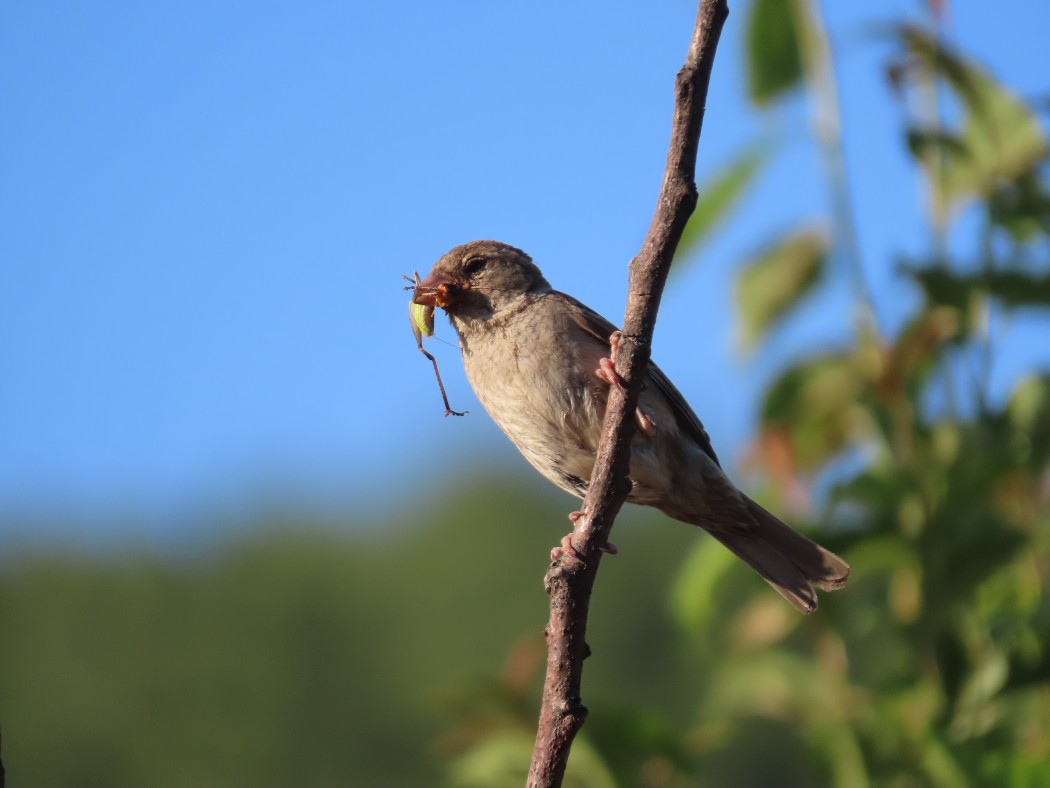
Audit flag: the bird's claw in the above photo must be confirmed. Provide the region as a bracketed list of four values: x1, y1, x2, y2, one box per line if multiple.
[635, 407, 657, 436]
[596, 332, 657, 436]
[554, 516, 619, 561]
[595, 331, 627, 391]
[595, 357, 625, 391]
[551, 533, 585, 564]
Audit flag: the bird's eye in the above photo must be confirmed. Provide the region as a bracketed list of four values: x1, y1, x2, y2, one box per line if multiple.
[463, 256, 488, 277]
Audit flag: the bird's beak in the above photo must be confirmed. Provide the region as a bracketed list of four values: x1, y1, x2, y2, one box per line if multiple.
[413, 272, 469, 309]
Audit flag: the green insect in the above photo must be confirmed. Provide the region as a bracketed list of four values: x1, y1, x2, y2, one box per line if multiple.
[409, 299, 435, 342]
[403, 272, 467, 417]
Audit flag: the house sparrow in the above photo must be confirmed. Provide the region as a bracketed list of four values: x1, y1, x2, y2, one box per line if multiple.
[413, 240, 850, 613]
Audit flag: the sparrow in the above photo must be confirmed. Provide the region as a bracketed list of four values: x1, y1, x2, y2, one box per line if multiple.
[412, 240, 850, 613]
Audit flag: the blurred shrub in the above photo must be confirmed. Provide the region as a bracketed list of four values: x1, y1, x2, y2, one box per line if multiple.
[444, 5, 1050, 787]
[0, 481, 698, 787]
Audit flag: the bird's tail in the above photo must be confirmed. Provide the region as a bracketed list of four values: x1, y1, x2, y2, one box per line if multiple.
[704, 497, 850, 614]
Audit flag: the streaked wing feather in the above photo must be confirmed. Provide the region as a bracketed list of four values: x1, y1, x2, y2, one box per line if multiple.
[647, 361, 721, 467]
[552, 290, 620, 343]
[554, 290, 721, 468]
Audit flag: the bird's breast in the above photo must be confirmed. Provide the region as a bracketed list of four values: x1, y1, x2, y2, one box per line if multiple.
[458, 316, 603, 496]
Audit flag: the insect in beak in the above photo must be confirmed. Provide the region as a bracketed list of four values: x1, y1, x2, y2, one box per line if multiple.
[408, 271, 468, 309]
[402, 272, 467, 418]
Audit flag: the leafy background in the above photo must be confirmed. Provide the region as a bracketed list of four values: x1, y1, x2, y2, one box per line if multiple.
[3, 0, 1050, 786]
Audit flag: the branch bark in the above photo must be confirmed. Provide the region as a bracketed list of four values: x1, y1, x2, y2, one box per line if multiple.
[526, 2, 729, 785]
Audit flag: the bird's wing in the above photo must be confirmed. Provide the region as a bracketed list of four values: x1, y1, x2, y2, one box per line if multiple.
[554, 290, 721, 468]
[646, 356, 721, 468]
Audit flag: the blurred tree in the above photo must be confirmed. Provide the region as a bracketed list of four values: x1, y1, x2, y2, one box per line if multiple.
[443, 3, 1050, 786]
[0, 482, 696, 787]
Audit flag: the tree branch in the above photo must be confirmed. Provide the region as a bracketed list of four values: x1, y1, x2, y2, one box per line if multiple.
[526, 2, 729, 785]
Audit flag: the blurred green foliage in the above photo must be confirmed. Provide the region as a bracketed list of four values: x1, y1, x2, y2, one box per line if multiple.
[446, 4, 1050, 787]
[0, 483, 706, 787]
[3, 3, 1050, 788]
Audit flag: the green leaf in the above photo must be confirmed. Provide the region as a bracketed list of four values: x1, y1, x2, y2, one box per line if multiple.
[988, 168, 1050, 241]
[585, 706, 693, 783]
[447, 730, 623, 788]
[448, 730, 617, 788]
[982, 271, 1050, 307]
[746, 0, 805, 106]
[736, 228, 827, 350]
[901, 262, 972, 312]
[447, 731, 533, 787]
[894, 25, 1048, 209]
[885, 307, 962, 396]
[1007, 375, 1050, 468]
[760, 351, 870, 471]
[904, 262, 1050, 311]
[675, 142, 771, 267]
[905, 128, 971, 166]
[668, 537, 738, 638]
[1008, 375, 1050, 432]
[706, 652, 846, 720]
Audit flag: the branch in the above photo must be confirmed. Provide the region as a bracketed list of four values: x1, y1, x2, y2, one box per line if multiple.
[526, 2, 729, 786]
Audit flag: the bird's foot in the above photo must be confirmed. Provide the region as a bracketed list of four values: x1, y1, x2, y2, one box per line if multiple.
[595, 333, 658, 437]
[557, 515, 619, 558]
[634, 406, 657, 437]
[595, 331, 627, 391]
[551, 533, 584, 564]
[596, 358, 625, 391]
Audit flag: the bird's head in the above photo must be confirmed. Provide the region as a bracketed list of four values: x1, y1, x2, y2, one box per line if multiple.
[412, 241, 550, 321]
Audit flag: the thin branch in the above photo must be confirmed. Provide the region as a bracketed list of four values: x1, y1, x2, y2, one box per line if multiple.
[526, 2, 729, 786]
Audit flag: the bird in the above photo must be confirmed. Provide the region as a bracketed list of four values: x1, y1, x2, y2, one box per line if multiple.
[411, 240, 850, 613]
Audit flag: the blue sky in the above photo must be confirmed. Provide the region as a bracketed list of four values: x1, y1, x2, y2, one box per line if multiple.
[2, 1, 1048, 544]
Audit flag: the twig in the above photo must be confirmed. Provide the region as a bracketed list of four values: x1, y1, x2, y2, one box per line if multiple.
[525, 2, 729, 786]
[795, 0, 881, 342]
